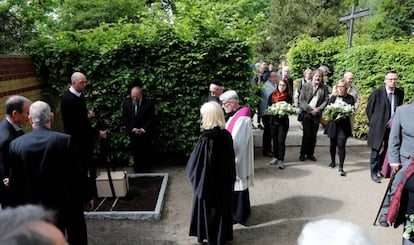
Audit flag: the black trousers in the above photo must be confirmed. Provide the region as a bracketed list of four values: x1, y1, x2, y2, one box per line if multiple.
[56, 205, 88, 245]
[329, 128, 348, 170]
[370, 128, 390, 175]
[262, 115, 272, 154]
[300, 115, 319, 157]
[270, 117, 289, 161]
[131, 133, 152, 172]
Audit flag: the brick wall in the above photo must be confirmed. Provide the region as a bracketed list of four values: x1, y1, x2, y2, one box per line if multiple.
[0, 55, 63, 131]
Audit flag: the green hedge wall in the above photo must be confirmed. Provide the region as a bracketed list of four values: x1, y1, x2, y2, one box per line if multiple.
[29, 21, 254, 164]
[287, 35, 414, 139]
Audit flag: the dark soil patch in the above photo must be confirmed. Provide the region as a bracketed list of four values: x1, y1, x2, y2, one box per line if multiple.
[95, 176, 163, 211]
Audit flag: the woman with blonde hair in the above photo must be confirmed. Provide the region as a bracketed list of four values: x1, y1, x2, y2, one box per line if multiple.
[186, 102, 236, 245]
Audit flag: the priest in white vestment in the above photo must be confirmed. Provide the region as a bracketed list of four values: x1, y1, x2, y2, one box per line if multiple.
[220, 90, 254, 225]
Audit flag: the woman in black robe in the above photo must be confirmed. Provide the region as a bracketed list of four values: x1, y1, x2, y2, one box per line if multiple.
[186, 101, 236, 245]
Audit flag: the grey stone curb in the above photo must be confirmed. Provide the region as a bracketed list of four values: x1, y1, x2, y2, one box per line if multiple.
[84, 173, 169, 220]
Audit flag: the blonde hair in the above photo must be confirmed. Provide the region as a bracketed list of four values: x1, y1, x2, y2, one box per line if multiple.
[200, 102, 226, 130]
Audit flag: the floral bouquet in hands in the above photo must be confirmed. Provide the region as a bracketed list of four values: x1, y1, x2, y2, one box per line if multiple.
[266, 101, 298, 116]
[324, 100, 355, 121]
[403, 214, 414, 242]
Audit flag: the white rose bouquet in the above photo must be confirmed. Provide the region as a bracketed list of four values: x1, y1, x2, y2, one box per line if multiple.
[266, 101, 298, 116]
[403, 214, 414, 242]
[324, 100, 355, 121]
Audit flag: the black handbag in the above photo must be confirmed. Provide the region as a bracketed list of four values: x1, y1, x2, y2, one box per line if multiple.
[297, 108, 305, 122]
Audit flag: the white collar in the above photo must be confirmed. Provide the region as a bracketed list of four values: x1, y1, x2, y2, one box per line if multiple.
[69, 86, 82, 97]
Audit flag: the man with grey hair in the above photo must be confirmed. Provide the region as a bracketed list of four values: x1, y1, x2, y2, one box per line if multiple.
[0, 95, 32, 208]
[9, 101, 93, 245]
[0, 205, 66, 245]
[220, 90, 254, 225]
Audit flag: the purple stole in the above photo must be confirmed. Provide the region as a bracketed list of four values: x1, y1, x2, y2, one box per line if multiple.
[227, 107, 251, 134]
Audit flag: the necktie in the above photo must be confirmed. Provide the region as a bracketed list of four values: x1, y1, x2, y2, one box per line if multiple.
[388, 93, 394, 118]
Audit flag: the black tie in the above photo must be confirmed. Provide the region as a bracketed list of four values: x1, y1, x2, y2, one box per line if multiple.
[388, 93, 394, 118]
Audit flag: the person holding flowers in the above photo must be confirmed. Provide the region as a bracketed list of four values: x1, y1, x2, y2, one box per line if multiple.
[325, 80, 355, 176]
[267, 80, 294, 169]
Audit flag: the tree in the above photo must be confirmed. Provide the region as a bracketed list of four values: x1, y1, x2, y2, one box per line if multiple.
[0, 0, 59, 54]
[365, 0, 413, 40]
[257, 0, 349, 64]
[57, 0, 148, 31]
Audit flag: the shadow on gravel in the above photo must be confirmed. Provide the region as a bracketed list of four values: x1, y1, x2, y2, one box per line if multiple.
[247, 195, 343, 226]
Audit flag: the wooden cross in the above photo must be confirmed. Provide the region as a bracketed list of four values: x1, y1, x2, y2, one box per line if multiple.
[339, 5, 370, 49]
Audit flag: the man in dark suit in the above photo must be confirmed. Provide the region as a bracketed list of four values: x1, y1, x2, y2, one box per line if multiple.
[122, 86, 155, 172]
[60, 72, 106, 194]
[299, 69, 329, 161]
[366, 71, 404, 183]
[0, 95, 31, 208]
[8, 101, 93, 245]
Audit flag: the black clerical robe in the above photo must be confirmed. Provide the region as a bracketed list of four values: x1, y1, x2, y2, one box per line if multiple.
[186, 127, 236, 245]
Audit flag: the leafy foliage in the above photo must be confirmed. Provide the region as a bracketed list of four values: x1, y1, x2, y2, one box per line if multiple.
[29, 2, 257, 163]
[57, 0, 148, 31]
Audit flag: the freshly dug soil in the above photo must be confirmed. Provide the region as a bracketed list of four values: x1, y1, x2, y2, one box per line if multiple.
[95, 176, 163, 211]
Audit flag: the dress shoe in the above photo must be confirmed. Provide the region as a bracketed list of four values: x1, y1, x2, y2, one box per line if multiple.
[307, 155, 317, 161]
[328, 162, 336, 168]
[379, 214, 389, 227]
[277, 160, 285, 169]
[371, 175, 381, 183]
[339, 169, 346, 176]
[299, 155, 306, 161]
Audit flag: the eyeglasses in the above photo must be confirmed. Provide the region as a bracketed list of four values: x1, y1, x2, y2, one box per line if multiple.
[278, 84, 287, 87]
[221, 101, 231, 106]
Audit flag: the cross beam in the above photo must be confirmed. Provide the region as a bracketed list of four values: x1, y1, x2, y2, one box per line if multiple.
[339, 5, 370, 49]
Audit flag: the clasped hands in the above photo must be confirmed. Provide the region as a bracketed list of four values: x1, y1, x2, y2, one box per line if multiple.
[132, 128, 145, 135]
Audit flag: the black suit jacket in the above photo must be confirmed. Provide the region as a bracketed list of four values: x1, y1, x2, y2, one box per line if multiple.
[8, 127, 89, 209]
[122, 97, 155, 137]
[366, 86, 404, 150]
[0, 118, 24, 203]
[61, 89, 98, 171]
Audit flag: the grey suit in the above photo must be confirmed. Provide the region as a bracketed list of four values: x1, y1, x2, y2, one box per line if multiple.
[299, 82, 329, 158]
[381, 104, 414, 216]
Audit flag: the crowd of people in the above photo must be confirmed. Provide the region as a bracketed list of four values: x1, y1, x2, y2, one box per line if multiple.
[198, 61, 412, 244]
[0, 72, 155, 245]
[0, 65, 413, 244]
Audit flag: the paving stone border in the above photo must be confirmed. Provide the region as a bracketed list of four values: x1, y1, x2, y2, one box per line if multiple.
[84, 173, 169, 220]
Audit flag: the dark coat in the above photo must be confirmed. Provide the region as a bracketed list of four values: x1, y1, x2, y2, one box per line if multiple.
[122, 96, 155, 137]
[9, 127, 89, 207]
[186, 127, 236, 244]
[366, 86, 404, 150]
[326, 95, 355, 139]
[0, 119, 24, 204]
[60, 90, 98, 173]
[8, 126, 90, 245]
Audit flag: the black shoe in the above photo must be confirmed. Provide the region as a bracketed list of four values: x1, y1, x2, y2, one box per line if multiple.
[263, 151, 273, 157]
[339, 169, 346, 176]
[308, 155, 317, 161]
[379, 214, 389, 227]
[300, 155, 305, 161]
[371, 175, 381, 183]
[329, 162, 336, 168]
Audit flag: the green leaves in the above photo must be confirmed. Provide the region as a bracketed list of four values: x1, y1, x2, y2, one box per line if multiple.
[30, 2, 254, 161]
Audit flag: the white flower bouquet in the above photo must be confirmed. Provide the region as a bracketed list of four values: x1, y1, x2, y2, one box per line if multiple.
[324, 100, 355, 121]
[266, 101, 298, 116]
[403, 214, 414, 242]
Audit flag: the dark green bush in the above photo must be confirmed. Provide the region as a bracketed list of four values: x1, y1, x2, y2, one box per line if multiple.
[29, 18, 256, 164]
